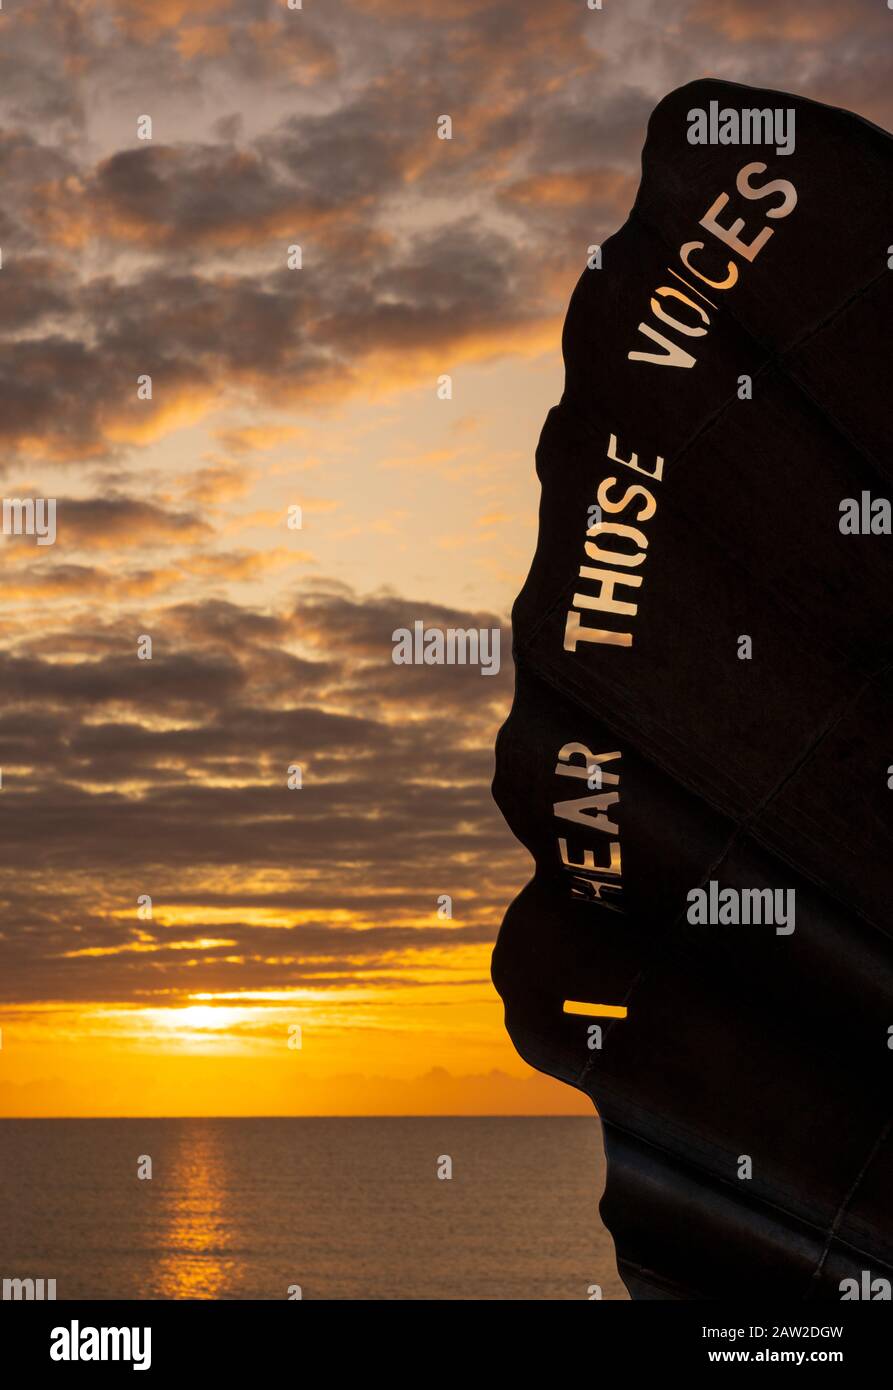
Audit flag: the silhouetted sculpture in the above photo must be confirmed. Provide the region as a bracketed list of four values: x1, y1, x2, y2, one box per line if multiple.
[492, 78, 893, 1300]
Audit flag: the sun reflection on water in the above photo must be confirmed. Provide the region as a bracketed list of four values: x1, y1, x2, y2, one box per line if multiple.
[151, 1122, 237, 1298]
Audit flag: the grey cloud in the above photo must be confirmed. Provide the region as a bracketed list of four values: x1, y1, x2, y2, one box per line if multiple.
[0, 584, 524, 1003]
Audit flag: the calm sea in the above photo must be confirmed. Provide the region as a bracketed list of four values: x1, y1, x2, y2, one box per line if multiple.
[0, 1116, 627, 1300]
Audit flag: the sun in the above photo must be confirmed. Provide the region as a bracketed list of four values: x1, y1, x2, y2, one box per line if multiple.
[174, 1005, 227, 1030]
[146, 1004, 252, 1032]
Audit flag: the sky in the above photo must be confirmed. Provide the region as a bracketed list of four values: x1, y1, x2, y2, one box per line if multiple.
[1, 0, 891, 1116]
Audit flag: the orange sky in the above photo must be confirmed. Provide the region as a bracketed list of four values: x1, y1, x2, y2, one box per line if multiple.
[2, 0, 890, 1116]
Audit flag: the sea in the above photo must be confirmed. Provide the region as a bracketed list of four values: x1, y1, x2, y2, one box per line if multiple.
[0, 1116, 627, 1300]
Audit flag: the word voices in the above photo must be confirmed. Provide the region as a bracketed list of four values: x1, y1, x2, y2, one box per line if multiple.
[629, 161, 798, 369]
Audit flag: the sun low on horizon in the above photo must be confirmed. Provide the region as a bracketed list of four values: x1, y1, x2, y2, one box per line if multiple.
[2, 0, 891, 1120]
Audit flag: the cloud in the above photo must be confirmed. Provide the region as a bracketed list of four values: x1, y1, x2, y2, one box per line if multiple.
[0, 583, 521, 1006]
[2, 0, 891, 1106]
[1, 496, 211, 552]
[687, 0, 882, 43]
[4, 0, 888, 470]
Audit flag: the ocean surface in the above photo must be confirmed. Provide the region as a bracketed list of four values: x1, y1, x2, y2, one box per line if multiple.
[0, 1116, 627, 1300]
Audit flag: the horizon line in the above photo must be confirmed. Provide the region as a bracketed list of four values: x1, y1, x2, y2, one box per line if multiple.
[0, 1111, 594, 1122]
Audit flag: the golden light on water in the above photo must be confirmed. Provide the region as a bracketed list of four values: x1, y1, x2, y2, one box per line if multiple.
[152, 1124, 233, 1299]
